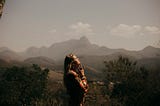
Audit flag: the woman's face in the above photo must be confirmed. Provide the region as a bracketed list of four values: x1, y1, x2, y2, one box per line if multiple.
[72, 58, 85, 75]
[71, 58, 81, 69]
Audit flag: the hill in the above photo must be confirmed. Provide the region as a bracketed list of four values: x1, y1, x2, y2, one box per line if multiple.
[1, 37, 160, 62]
[24, 56, 56, 70]
[21, 36, 126, 60]
[0, 47, 23, 62]
[0, 37, 160, 80]
[137, 57, 160, 71]
[21, 36, 160, 61]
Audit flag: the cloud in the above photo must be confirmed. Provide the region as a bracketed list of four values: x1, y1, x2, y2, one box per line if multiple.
[109, 24, 142, 38]
[144, 26, 160, 35]
[49, 29, 57, 34]
[69, 22, 94, 36]
[109, 24, 160, 38]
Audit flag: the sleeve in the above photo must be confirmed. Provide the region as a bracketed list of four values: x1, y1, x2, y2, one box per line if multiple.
[67, 70, 89, 93]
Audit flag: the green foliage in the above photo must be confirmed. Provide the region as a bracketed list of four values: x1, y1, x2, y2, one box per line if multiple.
[104, 56, 160, 106]
[0, 56, 159, 106]
[0, 64, 49, 106]
[104, 56, 137, 82]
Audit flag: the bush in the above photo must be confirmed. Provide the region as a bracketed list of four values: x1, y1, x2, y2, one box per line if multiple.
[0, 64, 49, 106]
[104, 56, 160, 106]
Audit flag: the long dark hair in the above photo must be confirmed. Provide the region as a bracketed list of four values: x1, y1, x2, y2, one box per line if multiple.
[64, 55, 73, 74]
[63, 54, 75, 87]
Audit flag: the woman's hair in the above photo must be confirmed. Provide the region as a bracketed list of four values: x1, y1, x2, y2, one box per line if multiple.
[64, 54, 78, 73]
[64, 54, 76, 87]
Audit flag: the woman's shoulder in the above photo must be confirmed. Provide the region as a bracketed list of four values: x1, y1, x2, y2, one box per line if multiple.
[67, 70, 78, 77]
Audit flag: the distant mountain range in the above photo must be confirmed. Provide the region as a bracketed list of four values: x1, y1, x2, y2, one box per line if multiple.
[0, 36, 160, 80]
[21, 36, 160, 60]
[0, 36, 160, 61]
[0, 47, 23, 62]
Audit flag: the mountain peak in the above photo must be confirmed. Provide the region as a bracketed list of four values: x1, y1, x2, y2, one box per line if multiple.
[80, 36, 89, 41]
[79, 36, 90, 44]
[143, 46, 159, 51]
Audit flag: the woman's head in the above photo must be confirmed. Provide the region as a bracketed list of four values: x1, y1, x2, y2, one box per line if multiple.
[64, 54, 80, 74]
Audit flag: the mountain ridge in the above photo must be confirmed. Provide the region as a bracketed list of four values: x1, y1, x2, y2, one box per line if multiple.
[0, 37, 160, 81]
[0, 36, 160, 61]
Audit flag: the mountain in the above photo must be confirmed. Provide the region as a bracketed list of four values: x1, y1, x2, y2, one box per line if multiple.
[24, 56, 56, 69]
[1, 37, 160, 66]
[0, 37, 160, 81]
[21, 36, 128, 60]
[23, 46, 48, 58]
[137, 57, 160, 71]
[21, 37, 160, 61]
[78, 53, 136, 72]
[0, 37, 160, 63]
[0, 47, 23, 62]
[139, 46, 160, 58]
[1, 37, 160, 68]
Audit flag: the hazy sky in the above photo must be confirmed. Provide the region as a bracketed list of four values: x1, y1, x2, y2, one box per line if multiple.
[0, 0, 160, 51]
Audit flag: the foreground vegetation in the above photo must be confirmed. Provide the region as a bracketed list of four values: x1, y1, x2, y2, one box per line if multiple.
[0, 56, 160, 106]
[104, 56, 160, 106]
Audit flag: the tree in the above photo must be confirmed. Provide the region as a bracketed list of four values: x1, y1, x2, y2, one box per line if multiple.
[0, 64, 49, 106]
[104, 56, 137, 83]
[0, 0, 5, 18]
[104, 56, 151, 106]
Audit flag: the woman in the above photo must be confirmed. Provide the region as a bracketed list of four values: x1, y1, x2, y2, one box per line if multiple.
[64, 54, 89, 106]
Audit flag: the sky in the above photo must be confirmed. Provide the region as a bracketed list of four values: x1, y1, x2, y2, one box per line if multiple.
[0, 0, 160, 52]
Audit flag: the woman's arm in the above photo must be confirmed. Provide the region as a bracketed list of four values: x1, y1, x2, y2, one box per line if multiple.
[67, 70, 89, 93]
